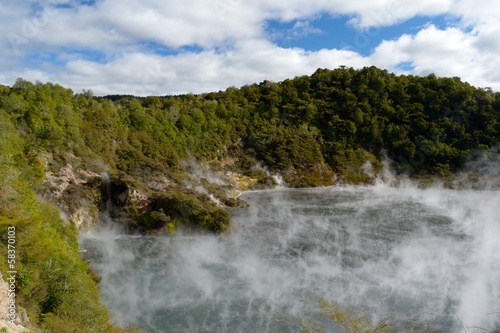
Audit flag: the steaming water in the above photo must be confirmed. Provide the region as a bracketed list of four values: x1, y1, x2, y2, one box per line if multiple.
[80, 185, 500, 332]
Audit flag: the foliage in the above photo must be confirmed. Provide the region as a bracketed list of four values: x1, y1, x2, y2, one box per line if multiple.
[1, 68, 500, 332]
[277, 298, 437, 333]
[149, 191, 231, 233]
[3, 70, 500, 186]
[0, 96, 124, 332]
[317, 298, 397, 333]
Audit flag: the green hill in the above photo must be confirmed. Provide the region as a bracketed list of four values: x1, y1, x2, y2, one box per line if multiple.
[0, 66, 499, 332]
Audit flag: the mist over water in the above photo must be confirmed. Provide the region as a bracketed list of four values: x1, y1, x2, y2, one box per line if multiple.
[80, 184, 500, 332]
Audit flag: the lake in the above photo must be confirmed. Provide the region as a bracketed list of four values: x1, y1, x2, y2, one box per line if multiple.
[80, 185, 500, 332]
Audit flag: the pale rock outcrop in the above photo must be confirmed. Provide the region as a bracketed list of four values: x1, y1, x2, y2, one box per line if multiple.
[43, 164, 102, 229]
[43, 164, 101, 199]
[0, 273, 34, 333]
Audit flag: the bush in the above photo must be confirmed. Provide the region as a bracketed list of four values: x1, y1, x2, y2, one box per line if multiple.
[277, 298, 437, 333]
[150, 191, 231, 233]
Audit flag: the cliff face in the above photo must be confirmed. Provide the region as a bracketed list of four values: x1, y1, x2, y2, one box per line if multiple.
[40, 162, 255, 233]
[42, 164, 102, 229]
[0, 273, 34, 333]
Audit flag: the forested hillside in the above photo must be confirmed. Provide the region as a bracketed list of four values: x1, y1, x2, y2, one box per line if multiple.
[3, 66, 500, 187]
[1, 66, 499, 332]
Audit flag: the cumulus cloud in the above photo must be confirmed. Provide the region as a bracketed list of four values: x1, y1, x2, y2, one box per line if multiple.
[44, 40, 369, 95]
[372, 23, 500, 88]
[1, 0, 500, 94]
[254, 0, 453, 28]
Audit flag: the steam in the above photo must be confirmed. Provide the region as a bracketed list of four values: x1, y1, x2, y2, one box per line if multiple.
[271, 174, 285, 188]
[180, 157, 235, 204]
[208, 194, 223, 206]
[80, 161, 500, 332]
[180, 157, 228, 186]
[372, 185, 500, 330]
[252, 162, 285, 188]
[452, 148, 500, 190]
[449, 191, 500, 328]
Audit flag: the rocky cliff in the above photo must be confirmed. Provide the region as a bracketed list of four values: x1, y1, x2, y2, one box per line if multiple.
[0, 273, 34, 333]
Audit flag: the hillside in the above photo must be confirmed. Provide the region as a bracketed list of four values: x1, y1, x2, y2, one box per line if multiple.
[1, 66, 500, 332]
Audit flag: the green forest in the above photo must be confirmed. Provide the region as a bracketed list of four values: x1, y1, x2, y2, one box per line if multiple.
[1, 66, 500, 332]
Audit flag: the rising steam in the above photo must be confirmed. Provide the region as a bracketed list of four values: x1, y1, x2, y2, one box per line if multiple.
[80, 158, 500, 333]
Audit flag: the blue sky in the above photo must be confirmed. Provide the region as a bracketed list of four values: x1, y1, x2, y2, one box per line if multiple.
[267, 14, 455, 57]
[1, 0, 499, 95]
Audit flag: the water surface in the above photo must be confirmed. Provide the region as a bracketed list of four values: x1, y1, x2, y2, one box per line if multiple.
[80, 185, 500, 332]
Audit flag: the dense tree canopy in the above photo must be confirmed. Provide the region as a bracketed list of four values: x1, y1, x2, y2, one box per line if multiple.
[2, 67, 500, 182]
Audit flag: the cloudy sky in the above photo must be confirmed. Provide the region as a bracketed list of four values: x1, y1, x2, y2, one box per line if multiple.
[1, 0, 500, 96]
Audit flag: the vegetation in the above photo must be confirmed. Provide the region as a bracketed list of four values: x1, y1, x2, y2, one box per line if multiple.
[2, 67, 500, 188]
[0, 109, 135, 332]
[0, 66, 499, 331]
[277, 298, 437, 333]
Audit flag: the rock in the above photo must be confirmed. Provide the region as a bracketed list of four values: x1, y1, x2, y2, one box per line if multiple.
[145, 175, 171, 192]
[127, 188, 149, 213]
[0, 273, 36, 333]
[42, 164, 103, 229]
[43, 164, 102, 199]
[69, 205, 99, 230]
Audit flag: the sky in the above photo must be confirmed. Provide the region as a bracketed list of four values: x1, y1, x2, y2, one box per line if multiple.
[1, 0, 500, 96]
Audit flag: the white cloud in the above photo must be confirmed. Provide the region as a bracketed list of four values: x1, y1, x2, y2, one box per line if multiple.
[253, 0, 453, 28]
[34, 39, 368, 96]
[371, 22, 500, 89]
[1, 0, 500, 94]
